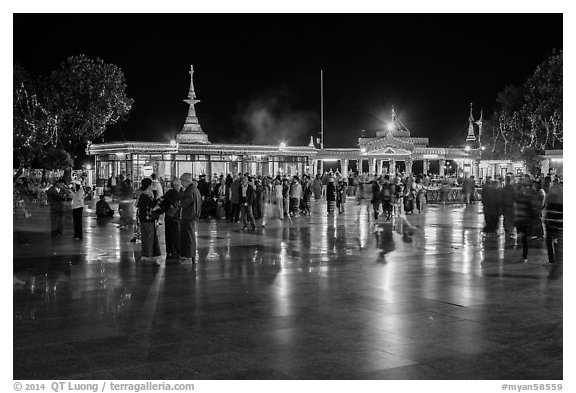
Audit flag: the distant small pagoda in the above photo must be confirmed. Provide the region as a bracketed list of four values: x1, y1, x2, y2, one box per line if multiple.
[176, 65, 211, 144]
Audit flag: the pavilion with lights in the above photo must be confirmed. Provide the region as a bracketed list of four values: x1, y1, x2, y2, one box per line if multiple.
[87, 65, 536, 185]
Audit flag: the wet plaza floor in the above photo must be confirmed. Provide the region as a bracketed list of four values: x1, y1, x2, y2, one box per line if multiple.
[13, 199, 562, 380]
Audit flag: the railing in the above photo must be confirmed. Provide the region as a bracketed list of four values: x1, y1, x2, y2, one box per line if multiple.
[358, 184, 481, 204]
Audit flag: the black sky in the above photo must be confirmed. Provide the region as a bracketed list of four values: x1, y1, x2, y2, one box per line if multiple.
[13, 14, 563, 150]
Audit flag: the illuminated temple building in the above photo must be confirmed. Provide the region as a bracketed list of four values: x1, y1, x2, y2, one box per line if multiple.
[88, 65, 561, 184]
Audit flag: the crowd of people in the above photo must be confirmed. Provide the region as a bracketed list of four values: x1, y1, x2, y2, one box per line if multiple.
[480, 171, 563, 266]
[14, 167, 563, 269]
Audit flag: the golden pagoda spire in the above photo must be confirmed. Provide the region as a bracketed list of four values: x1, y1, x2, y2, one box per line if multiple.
[466, 102, 477, 142]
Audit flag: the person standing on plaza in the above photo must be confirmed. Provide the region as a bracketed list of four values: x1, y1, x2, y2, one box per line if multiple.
[197, 174, 210, 200]
[289, 176, 302, 217]
[254, 178, 264, 222]
[393, 176, 403, 216]
[500, 174, 517, 239]
[69, 180, 85, 240]
[14, 176, 32, 245]
[544, 179, 562, 267]
[116, 175, 135, 229]
[302, 175, 313, 216]
[371, 178, 382, 219]
[381, 175, 393, 220]
[338, 179, 348, 213]
[312, 174, 323, 201]
[46, 179, 68, 237]
[179, 173, 202, 264]
[151, 173, 164, 200]
[514, 175, 538, 263]
[543, 169, 553, 194]
[321, 172, 329, 197]
[273, 178, 284, 220]
[357, 173, 366, 205]
[414, 177, 427, 214]
[107, 173, 117, 200]
[256, 177, 271, 227]
[348, 172, 356, 197]
[439, 175, 450, 208]
[326, 177, 336, 215]
[214, 177, 227, 220]
[229, 174, 241, 223]
[282, 178, 291, 220]
[224, 173, 233, 218]
[137, 178, 162, 263]
[160, 179, 182, 259]
[239, 176, 256, 230]
[532, 180, 546, 240]
[462, 174, 475, 205]
[481, 177, 500, 234]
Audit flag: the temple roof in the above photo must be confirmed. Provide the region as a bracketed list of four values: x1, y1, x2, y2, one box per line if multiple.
[87, 141, 317, 156]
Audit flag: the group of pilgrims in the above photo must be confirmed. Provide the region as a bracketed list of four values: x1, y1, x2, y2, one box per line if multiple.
[14, 166, 562, 268]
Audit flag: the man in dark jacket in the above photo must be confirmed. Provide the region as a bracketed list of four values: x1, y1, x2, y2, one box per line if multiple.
[229, 175, 241, 223]
[179, 173, 202, 264]
[197, 174, 210, 199]
[239, 176, 256, 230]
[500, 174, 517, 238]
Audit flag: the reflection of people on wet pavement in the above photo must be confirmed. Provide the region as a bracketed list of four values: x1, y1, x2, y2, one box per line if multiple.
[394, 216, 415, 243]
[374, 223, 395, 258]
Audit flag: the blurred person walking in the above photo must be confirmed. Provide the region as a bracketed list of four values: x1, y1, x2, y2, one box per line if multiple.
[544, 179, 563, 267]
[514, 175, 538, 263]
[116, 175, 135, 229]
[14, 177, 32, 244]
[481, 177, 500, 235]
[326, 177, 336, 215]
[532, 180, 546, 240]
[46, 179, 67, 237]
[371, 178, 382, 219]
[312, 174, 323, 200]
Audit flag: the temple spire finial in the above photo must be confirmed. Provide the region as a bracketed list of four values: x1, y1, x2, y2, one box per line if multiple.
[177, 64, 210, 144]
[308, 136, 315, 147]
[466, 102, 477, 142]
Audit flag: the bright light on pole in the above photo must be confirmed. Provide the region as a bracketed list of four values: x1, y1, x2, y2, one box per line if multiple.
[386, 121, 395, 131]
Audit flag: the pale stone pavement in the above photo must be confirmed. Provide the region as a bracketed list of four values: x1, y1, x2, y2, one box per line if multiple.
[13, 198, 562, 379]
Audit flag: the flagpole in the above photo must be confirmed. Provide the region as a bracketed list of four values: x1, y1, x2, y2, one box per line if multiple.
[321, 69, 324, 150]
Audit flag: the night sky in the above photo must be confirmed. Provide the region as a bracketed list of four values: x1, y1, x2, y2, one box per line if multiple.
[13, 14, 563, 151]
